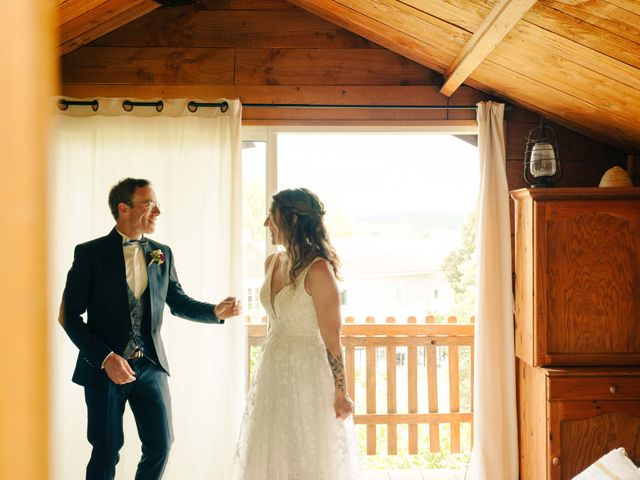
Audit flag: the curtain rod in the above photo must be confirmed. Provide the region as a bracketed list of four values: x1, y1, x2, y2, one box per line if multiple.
[58, 99, 483, 112]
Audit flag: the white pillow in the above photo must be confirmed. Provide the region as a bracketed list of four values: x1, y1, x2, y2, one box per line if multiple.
[572, 448, 640, 480]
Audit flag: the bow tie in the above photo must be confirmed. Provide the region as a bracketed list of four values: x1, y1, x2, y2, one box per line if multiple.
[123, 237, 148, 247]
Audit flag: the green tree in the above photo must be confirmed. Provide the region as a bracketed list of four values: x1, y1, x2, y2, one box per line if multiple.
[244, 178, 266, 241]
[441, 211, 477, 322]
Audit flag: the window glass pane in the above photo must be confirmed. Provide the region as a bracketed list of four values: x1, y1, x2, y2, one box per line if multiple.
[242, 140, 267, 323]
[276, 133, 478, 322]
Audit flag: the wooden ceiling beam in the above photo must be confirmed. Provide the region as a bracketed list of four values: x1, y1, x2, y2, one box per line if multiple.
[440, 0, 538, 97]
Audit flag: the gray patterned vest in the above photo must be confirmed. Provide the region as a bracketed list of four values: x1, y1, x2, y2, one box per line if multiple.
[122, 285, 146, 358]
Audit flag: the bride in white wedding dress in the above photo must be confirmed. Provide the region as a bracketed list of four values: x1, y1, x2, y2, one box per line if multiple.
[232, 188, 362, 480]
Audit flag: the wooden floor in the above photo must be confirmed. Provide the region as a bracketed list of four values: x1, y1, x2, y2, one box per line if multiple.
[365, 469, 465, 479]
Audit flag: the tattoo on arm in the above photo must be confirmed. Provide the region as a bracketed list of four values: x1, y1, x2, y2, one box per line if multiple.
[326, 349, 346, 393]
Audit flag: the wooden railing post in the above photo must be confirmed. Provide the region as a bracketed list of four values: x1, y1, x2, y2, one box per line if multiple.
[448, 316, 461, 453]
[365, 316, 377, 455]
[407, 316, 418, 454]
[470, 315, 475, 449]
[386, 316, 397, 455]
[426, 315, 440, 452]
[344, 316, 356, 403]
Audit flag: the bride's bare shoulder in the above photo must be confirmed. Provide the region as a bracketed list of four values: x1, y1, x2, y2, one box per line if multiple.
[264, 253, 277, 273]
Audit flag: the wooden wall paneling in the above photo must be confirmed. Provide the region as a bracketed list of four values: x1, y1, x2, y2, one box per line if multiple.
[630, 154, 640, 186]
[58, 0, 632, 182]
[444, 85, 487, 120]
[198, 0, 231, 8]
[505, 105, 539, 123]
[506, 121, 627, 188]
[558, 162, 624, 188]
[61, 47, 234, 84]
[229, 0, 295, 9]
[505, 122, 626, 164]
[59, 84, 483, 124]
[61, 84, 451, 103]
[506, 161, 529, 191]
[239, 107, 449, 123]
[92, 8, 377, 49]
[234, 48, 441, 86]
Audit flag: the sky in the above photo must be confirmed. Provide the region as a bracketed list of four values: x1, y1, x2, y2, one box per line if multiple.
[272, 133, 478, 216]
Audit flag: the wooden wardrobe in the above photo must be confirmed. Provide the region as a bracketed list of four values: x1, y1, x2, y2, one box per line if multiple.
[512, 187, 640, 480]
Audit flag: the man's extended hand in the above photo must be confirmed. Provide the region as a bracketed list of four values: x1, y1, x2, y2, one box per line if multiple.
[214, 296, 242, 319]
[104, 353, 136, 384]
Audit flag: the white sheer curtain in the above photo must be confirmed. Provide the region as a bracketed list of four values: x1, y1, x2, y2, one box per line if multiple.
[49, 98, 245, 479]
[465, 101, 518, 480]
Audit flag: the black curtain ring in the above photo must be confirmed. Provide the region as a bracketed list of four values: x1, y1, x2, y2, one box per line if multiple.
[188, 101, 198, 113]
[57, 99, 100, 111]
[122, 100, 134, 112]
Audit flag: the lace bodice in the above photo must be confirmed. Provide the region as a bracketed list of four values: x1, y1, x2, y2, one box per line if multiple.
[260, 254, 324, 340]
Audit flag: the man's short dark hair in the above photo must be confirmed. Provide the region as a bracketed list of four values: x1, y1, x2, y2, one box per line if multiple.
[108, 178, 151, 220]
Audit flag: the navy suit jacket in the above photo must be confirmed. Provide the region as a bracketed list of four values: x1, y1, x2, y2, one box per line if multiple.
[61, 228, 222, 386]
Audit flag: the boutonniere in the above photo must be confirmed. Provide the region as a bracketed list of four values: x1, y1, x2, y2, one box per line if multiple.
[148, 249, 165, 267]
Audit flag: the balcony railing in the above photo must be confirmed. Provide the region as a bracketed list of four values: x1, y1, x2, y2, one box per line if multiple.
[246, 315, 474, 456]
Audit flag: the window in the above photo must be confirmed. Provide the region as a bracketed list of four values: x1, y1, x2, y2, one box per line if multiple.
[242, 128, 479, 323]
[241, 126, 478, 468]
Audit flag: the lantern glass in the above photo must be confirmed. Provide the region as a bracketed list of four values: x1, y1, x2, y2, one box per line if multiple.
[530, 141, 557, 178]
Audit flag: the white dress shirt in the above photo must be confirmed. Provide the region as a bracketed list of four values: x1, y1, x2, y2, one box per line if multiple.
[116, 228, 148, 299]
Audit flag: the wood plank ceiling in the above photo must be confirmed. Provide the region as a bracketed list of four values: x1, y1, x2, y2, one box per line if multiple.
[56, 0, 640, 153]
[56, 0, 159, 55]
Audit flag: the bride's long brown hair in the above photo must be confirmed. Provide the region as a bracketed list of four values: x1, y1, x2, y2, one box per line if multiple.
[270, 188, 340, 285]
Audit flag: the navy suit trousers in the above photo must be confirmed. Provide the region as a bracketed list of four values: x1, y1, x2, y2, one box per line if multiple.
[84, 357, 174, 480]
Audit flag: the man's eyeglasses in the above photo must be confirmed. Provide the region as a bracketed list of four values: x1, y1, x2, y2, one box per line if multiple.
[127, 201, 160, 211]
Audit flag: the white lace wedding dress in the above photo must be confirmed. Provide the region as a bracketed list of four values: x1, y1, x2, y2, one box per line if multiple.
[232, 256, 362, 480]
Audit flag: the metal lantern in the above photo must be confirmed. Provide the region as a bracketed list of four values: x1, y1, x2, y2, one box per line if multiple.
[523, 120, 562, 187]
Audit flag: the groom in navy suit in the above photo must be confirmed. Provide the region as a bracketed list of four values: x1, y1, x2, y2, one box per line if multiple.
[60, 177, 241, 480]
